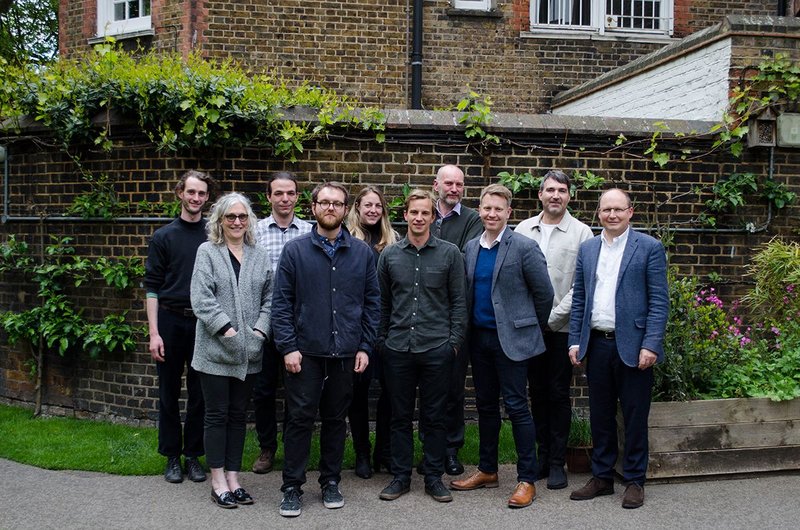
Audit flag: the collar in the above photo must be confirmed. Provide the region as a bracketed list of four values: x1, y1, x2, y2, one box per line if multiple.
[398, 234, 438, 250]
[479, 226, 507, 249]
[600, 226, 631, 247]
[311, 225, 351, 247]
[435, 200, 462, 219]
[265, 214, 302, 229]
[530, 210, 573, 232]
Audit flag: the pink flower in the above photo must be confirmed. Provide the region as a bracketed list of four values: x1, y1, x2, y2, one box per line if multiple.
[771, 326, 781, 335]
[740, 337, 751, 347]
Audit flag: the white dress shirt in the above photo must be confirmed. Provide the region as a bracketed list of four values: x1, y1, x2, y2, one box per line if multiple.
[590, 227, 630, 332]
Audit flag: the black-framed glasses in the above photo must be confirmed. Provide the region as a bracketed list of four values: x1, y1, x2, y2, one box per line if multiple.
[315, 200, 345, 210]
[224, 213, 249, 223]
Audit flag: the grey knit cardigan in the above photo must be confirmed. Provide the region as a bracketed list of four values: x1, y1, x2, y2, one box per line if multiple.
[190, 241, 273, 381]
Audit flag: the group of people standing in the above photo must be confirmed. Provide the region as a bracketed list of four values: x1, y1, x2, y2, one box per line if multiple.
[144, 164, 668, 517]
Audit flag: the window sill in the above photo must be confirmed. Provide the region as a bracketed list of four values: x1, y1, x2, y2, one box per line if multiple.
[446, 8, 504, 19]
[521, 29, 675, 44]
[88, 28, 155, 44]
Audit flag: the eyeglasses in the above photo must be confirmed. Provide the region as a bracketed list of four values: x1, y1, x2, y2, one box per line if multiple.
[599, 207, 631, 215]
[315, 200, 346, 210]
[224, 213, 249, 223]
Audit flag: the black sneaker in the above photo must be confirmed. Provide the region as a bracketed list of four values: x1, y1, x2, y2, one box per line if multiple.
[185, 457, 207, 483]
[379, 478, 410, 501]
[425, 479, 453, 503]
[279, 487, 303, 517]
[322, 480, 344, 509]
[164, 456, 183, 483]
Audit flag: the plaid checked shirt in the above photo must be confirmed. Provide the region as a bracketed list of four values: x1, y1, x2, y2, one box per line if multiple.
[255, 214, 313, 272]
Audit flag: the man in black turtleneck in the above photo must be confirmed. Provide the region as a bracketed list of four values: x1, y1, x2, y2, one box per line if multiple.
[144, 170, 217, 484]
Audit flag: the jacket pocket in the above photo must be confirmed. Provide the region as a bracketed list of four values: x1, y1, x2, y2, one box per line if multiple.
[212, 334, 241, 364]
[245, 327, 266, 361]
[513, 316, 539, 329]
[634, 318, 647, 329]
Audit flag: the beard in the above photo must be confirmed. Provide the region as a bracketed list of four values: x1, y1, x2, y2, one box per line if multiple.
[316, 211, 345, 231]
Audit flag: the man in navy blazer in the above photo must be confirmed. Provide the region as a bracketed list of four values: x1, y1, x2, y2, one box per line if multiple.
[450, 184, 553, 509]
[568, 188, 668, 509]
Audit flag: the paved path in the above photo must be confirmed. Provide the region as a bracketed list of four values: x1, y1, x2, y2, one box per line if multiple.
[1, 458, 798, 529]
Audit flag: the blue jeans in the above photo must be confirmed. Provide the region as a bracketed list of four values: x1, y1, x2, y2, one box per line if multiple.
[471, 327, 538, 483]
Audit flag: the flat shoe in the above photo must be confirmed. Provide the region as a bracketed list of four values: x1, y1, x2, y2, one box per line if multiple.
[232, 487, 254, 505]
[211, 489, 238, 509]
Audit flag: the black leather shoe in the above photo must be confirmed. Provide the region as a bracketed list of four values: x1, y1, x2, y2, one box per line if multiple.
[211, 489, 238, 509]
[232, 487, 254, 505]
[445, 454, 464, 476]
[185, 457, 206, 483]
[380, 478, 411, 501]
[164, 456, 183, 483]
[547, 465, 568, 490]
[355, 453, 373, 479]
[425, 479, 453, 502]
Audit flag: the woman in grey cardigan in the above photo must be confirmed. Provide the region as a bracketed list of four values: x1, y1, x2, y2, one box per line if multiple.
[191, 192, 272, 509]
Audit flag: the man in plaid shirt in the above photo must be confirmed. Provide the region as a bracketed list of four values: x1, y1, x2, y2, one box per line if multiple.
[251, 171, 312, 474]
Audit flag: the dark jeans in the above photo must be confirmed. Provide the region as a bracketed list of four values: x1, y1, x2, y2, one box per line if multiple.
[156, 308, 204, 458]
[373, 349, 392, 464]
[384, 342, 453, 484]
[529, 330, 573, 469]
[585, 335, 654, 485]
[281, 356, 355, 492]
[348, 363, 373, 456]
[199, 372, 255, 471]
[252, 338, 282, 453]
[444, 340, 469, 455]
[471, 327, 538, 483]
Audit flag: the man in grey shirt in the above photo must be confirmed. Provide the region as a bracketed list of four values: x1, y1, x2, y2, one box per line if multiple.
[377, 189, 467, 504]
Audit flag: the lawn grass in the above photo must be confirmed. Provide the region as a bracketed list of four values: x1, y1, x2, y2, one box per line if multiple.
[0, 403, 517, 475]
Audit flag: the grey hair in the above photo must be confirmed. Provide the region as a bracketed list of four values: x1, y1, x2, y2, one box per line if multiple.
[207, 192, 257, 246]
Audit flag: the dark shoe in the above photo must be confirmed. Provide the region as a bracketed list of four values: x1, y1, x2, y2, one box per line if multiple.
[322, 480, 344, 509]
[508, 481, 536, 508]
[379, 478, 410, 501]
[355, 452, 373, 479]
[622, 483, 645, 509]
[211, 489, 238, 509]
[445, 454, 464, 476]
[546, 465, 568, 490]
[252, 448, 274, 474]
[374, 456, 392, 474]
[425, 479, 453, 503]
[164, 456, 183, 483]
[185, 457, 206, 483]
[232, 488, 254, 505]
[570, 477, 615, 501]
[279, 487, 303, 517]
[450, 470, 499, 491]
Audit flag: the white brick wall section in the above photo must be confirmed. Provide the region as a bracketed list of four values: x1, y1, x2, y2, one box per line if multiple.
[554, 38, 732, 121]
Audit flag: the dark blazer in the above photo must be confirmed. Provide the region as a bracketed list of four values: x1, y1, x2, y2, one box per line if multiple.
[464, 230, 554, 361]
[568, 229, 669, 367]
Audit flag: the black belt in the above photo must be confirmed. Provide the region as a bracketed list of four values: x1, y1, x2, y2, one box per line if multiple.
[591, 329, 615, 340]
[160, 303, 195, 318]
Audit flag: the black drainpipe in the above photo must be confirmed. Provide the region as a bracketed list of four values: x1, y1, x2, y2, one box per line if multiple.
[777, 0, 787, 15]
[411, 0, 423, 109]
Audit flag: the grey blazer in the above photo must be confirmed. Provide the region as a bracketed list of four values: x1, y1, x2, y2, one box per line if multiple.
[465, 230, 554, 361]
[190, 242, 273, 381]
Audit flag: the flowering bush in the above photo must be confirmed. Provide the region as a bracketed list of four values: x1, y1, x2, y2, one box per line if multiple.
[654, 263, 800, 402]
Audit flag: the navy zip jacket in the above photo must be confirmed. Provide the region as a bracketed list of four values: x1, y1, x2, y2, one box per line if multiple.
[271, 226, 380, 358]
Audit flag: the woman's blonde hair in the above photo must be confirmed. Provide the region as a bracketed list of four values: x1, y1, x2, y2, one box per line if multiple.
[207, 193, 257, 246]
[345, 186, 398, 252]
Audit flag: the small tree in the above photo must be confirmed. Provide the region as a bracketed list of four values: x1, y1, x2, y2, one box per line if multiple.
[0, 223, 143, 416]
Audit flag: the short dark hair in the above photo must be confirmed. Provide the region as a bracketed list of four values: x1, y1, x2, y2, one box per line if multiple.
[311, 181, 349, 206]
[267, 171, 299, 196]
[174, 170, 218, 199]
[539, 169, 571, 192]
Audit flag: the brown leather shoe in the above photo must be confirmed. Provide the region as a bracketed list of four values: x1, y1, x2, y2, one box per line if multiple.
[622, 483, 645, 509]
[252, 449, 273, 474]
[570, 477, 615, 500]
[450, 470, 499, 491]
[507, 481, 536, 508]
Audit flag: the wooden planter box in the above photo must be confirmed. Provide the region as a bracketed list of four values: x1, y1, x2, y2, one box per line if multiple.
[617, 397, 800, 480]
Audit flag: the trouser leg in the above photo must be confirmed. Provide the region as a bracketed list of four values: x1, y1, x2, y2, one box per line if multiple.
[319, 357, 356, 486]
[418, 343, 453, 483]
[252, 338, 280, 453]
[384, 347, 417, 481]
[348, 369, 372, 456]
[224, 373, 255, 472]
[585, 337, 619, 481]
[445, 342, 469, 455]
[470, 329, 502, 474]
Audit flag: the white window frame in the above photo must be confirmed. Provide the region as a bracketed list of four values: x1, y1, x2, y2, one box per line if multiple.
[97, 0, 152, 37]
[530, 0, 673, 37]
[453, 0, 495, 11]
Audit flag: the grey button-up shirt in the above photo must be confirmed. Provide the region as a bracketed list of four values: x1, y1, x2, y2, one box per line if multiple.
[377, 235, 467, 353]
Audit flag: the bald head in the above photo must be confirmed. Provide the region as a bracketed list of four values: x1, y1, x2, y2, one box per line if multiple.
[598, 188, 633, 239]
[433, 164, 465, 209]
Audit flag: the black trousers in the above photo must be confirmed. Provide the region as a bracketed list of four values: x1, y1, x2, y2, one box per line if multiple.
[156, 308, 204, 458]
[282, 356, 355, 492]
[444, 341, 469, 455]
[199, 372, 255, 471]
[384, 343, 453, 484]
[251, 337, 282, 453]
[348, 367, 372, 456]
[529, 330, 573, 469]
[372, 350, 392, 464]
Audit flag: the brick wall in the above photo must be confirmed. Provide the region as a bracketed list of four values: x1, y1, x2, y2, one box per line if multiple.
[59, 1, 779, 113]
[1, 113, 798, 422]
